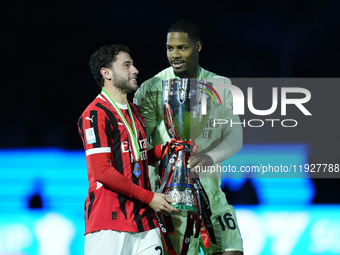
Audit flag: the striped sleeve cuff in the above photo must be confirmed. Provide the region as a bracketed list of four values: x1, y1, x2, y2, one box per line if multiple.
[86, 147, 111, 156]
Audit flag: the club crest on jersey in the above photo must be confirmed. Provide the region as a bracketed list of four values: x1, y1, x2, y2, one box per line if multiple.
[85, 127, 96, 144]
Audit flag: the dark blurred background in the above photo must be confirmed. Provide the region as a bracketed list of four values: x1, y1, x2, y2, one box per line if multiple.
[1, 0, 340, 203]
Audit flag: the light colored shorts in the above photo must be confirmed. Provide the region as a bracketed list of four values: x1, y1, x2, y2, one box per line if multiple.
[85, 228, 163, 255]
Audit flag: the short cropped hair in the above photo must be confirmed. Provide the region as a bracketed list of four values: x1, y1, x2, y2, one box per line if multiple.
[89, 44, 130, 88]
[167, 20, 201, 43]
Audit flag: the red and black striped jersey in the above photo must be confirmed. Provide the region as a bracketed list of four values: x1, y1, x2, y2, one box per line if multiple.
[78, 91, 158, 234]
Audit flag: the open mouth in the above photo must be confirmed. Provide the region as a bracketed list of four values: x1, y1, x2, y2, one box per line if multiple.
[172, 61, 184, 69]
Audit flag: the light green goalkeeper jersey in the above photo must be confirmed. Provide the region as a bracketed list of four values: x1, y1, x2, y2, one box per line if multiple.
[134, 66, 243, 211]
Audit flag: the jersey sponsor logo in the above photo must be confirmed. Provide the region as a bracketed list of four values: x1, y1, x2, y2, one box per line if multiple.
[121, 138, 147, 152]
[136, 150, 147, 162]
[201, 129, 213, 139]
[121, 138, 148, 162]
[121, 141, 130, 153]
[200, 119, 218, 139]
[200, 119, 220, 139]
[85, 128, 96, 144]
[86, 115, 95, 123]
[206, 119, 219, 128]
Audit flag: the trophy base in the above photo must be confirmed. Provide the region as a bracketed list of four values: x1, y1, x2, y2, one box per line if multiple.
[164, 184, 198, 215]
[171, 204, 197, 215]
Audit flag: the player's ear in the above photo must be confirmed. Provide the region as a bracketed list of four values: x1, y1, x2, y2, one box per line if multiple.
[196, 41, 202, 53]
[100, 67, 112, 81]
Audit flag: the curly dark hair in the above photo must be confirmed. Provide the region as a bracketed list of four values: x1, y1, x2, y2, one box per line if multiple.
[167, 20, 201, 43]
[89, 44, 131, 88]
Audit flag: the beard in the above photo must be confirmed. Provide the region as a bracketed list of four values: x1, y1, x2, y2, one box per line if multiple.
[173, 69, 189, 78]
[112, 71, 137, 94]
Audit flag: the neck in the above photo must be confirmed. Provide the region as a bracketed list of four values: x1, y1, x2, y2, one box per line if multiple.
[102, 84, 127, 105]
[188, 68, 198, 79]
[176, 64, 200, 79]
[188, 61, 200, 78]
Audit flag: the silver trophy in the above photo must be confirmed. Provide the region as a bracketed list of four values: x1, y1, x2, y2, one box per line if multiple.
[162, 78, 213, 213]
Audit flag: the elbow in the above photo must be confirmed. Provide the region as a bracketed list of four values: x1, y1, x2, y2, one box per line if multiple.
[234, 139, 243, 155]
[89, 162, 111, 185]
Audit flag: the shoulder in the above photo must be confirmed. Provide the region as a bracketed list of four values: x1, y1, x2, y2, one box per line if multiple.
[201, 67, 231, 85]
[201, 67, 234, 105]
[78, 96, 118, 132]
[80, 95, 113, 120]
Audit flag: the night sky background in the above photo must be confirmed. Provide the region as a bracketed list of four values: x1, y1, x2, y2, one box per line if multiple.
[1, 0, 340, 203]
